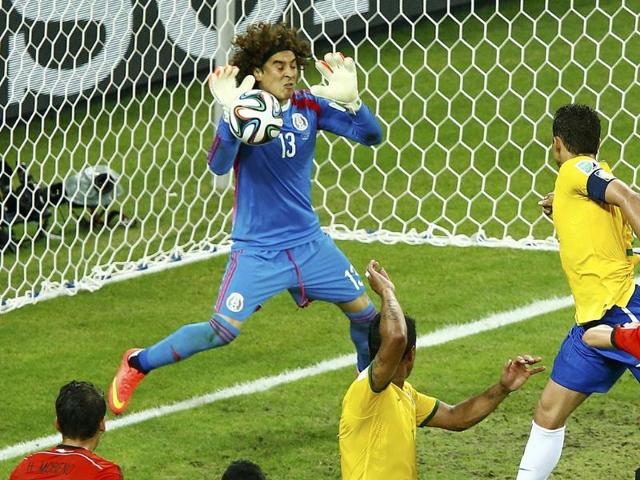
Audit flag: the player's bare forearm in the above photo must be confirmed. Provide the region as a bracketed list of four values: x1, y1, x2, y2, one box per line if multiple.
[425, 355, 543, 431]
[440, 383, 510, 431]
[582, 324, 615, 348]
[618, 192, 640, 239]
[379, 289, 405, 340]
[605, 180, 640, 237]
[369, 288, 407, 391]
[366, 261, 405, 346]
[366, 260, 407, 390]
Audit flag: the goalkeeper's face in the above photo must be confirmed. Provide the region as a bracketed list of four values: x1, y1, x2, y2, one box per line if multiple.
[254, 50, 299, 104]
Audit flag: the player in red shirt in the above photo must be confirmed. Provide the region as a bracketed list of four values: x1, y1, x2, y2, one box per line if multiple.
[10, 381, 122, 480]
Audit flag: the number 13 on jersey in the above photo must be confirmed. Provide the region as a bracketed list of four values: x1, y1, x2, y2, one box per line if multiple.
[279, 132, 296, 158]
[345, 264, 364, 290]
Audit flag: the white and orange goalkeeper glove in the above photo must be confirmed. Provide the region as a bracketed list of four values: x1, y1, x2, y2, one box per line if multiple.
[207, 65, 255, 119]
[310, 52, 361, 112]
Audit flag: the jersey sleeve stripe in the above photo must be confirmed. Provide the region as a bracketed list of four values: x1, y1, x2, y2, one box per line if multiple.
[367, 360, 390, 393]
[419, 399, 440, 427]
[291, 94, 321, 116]
[231, 154, 241, 225]
[207, 135, 221, 167]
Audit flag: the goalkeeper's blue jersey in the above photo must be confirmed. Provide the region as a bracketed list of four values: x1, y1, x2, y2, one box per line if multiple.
[207, 90, 382, 250]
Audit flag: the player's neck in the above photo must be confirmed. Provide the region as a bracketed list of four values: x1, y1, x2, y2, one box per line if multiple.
[60, 435, 99, 452]
[280, 98, 291, 109]
[558, 152, 596, 165]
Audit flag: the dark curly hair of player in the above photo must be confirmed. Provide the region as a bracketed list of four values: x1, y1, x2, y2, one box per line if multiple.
[231, 22, 311, 82]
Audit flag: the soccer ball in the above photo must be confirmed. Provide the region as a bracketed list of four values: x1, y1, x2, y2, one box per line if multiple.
[229, 89, 283, 145]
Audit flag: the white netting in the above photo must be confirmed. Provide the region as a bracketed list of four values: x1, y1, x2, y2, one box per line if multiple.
[1, 0, 638, 312]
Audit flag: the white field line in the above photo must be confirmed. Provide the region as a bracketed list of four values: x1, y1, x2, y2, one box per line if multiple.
[0, 294, 573, 463]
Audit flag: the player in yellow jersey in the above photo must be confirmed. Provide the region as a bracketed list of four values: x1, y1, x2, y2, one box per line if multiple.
[517, 104, 640, 479]
[339, 260, 545, 480]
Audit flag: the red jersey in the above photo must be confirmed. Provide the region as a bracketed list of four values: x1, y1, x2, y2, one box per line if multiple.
[9, 445, 123, 479]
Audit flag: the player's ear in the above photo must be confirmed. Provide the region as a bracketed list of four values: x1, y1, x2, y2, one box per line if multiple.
[403, 346, 415, 365]
[98, 418, 106, 433]
[54, 417, 61, 433]
[253, 67, 263, 81]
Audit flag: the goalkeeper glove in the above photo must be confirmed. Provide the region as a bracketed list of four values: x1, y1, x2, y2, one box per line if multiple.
[207, 65, 255, 120]
[310, 52, 361, 112]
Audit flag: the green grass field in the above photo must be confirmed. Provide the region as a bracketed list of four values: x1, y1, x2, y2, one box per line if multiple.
[1, 242, 638, 479]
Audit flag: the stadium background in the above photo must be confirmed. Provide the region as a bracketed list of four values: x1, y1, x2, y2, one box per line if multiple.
[1, 0, 639, 478]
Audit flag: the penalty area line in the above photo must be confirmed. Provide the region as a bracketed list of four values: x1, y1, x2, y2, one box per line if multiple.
[0, 294, 573, 463]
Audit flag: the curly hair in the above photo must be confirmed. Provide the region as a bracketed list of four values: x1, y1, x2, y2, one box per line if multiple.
[231, 22, 311, 82]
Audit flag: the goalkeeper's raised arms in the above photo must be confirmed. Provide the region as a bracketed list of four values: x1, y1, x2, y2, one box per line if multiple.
[207, 65, 255, 110]
[309, 52, 362, 112]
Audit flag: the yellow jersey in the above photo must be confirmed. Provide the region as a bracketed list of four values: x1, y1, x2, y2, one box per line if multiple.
[553, 155, 636, 324]
[339, 366, 439, 480]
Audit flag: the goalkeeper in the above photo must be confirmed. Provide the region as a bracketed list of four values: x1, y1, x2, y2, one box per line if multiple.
[108, 22, 383, 414]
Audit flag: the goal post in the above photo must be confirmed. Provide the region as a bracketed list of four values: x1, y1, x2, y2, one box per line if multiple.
[1, 1, 637, 313]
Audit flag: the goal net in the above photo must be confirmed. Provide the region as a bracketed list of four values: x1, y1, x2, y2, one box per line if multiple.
[1, 0, 637, 312]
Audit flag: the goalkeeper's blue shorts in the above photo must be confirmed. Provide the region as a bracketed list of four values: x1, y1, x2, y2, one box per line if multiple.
[213, 233, 366, 321]
[550, 285, 640, 394]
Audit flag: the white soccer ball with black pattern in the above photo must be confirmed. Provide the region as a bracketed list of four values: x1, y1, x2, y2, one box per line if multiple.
[229, 89, 284, 145]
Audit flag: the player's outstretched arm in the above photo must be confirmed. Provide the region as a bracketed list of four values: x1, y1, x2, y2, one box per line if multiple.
[583, 323, 640, 359]
[424, 355, 545, 431]
[604, 179, 640, 238]
[206, 125, 241, 175]
[583, 325, 617, 349]
[366, 260, 407, 392]
[205, 66, 256, 174]
[310, 53, 383, 146]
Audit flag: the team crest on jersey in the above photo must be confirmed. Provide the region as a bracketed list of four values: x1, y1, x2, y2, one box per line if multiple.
[226, 292, 244, 313]
[575, 160, 597, 175]
[292, 113, 308, 131]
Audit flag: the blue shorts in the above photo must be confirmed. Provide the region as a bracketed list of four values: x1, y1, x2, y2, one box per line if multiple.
[213, 234, 366, 321]
[551, 286, 640, 394]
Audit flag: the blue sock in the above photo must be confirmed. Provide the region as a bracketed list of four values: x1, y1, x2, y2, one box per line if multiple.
[345, 301, 377, 371]
[137, 315, 240, 372]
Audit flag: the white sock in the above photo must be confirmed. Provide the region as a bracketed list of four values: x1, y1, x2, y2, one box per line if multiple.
[516, 421, 566, 479]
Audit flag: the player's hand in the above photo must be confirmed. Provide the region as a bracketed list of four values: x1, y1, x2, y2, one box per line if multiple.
[538, 192, 554, 218]
[309, 52, 361, 112]
[207, 65, 255, 110]
[366, 259, 395, 297]
[499, 355, 545, 393]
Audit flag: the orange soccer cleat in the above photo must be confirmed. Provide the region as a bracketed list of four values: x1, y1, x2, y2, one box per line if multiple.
[108, 348, 145, 415]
